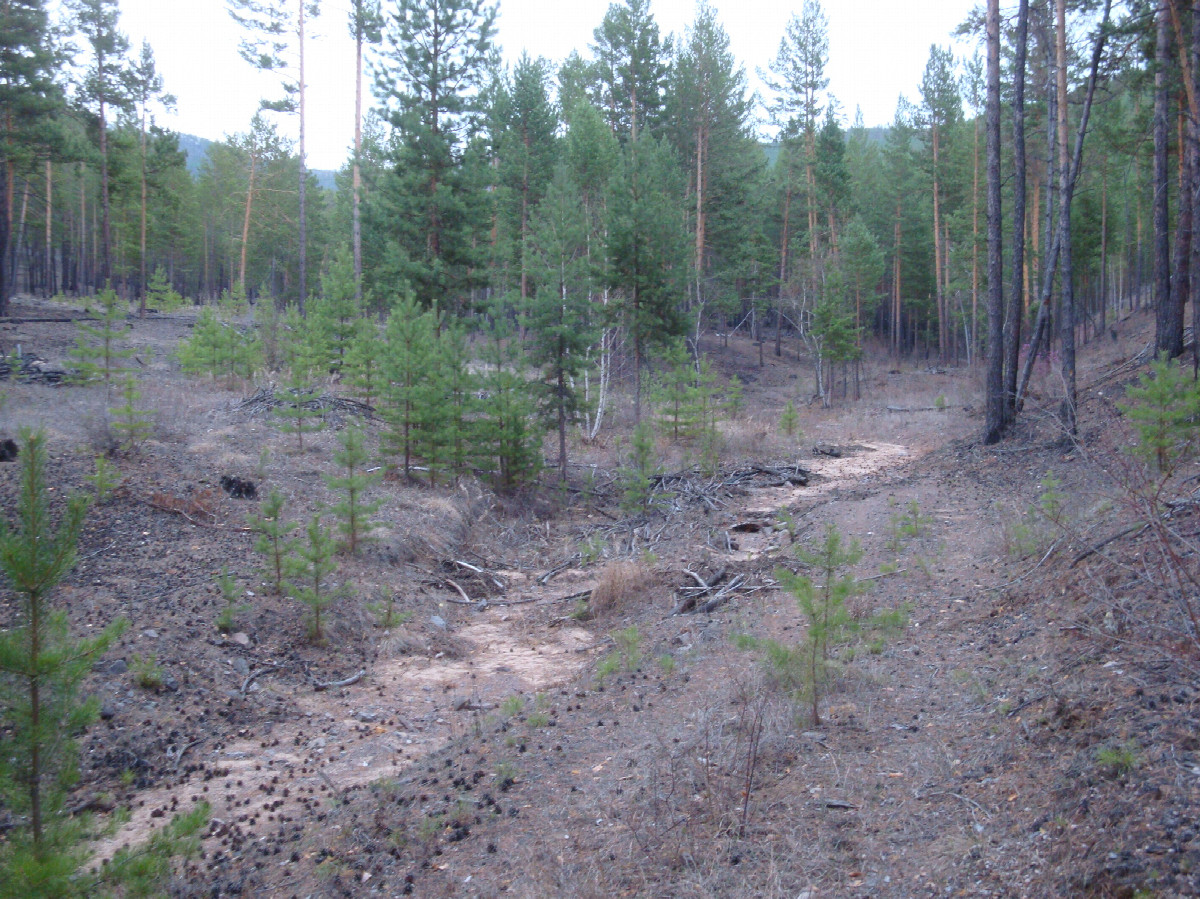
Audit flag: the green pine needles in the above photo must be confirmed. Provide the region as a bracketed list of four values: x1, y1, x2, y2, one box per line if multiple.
[325, 427, 382, 553]
[0, 429, 127, 888]
[176, 306, 260, 381]
[1120, 352, 1200, 473]
[284, 515, 344, 643]
[109, 373, 155, 453]
[774, 523, 865, 724]
[69, 288, 133, 391]
[247, 488, 298, 595]
[272, 371, 325, 452]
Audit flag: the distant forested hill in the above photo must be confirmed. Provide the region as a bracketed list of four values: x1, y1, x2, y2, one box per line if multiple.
[177, 132, 336, 190]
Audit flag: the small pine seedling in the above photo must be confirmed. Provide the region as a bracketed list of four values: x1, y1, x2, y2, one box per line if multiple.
[88, 455, 121, 502]
[775, 522, 864, 724]
[284, 515, 344, 643]
[0, 429, 127, 879]
[272, 371, 325, 452]
[779, 399, 801, 438]
[247, 489, 298, 594]
[69, 287, 133, 392]
[324, 426, 382, 553]
[109, 373, 155, 453]
[215, 567, 251, 633]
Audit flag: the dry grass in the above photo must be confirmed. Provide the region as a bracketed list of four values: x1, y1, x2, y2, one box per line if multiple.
[589, 558, 654, 617]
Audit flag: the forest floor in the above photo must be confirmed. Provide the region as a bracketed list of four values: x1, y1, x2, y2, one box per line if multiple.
[1, 298, 1198, 898]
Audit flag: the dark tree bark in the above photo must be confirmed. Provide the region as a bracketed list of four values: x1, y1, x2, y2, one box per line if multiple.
[1057, 0, 1078, 435]
[1155, 0, 1183, 357]
[985, 0, 1005, 444]
[1005, 0, 1030, 427]
[1193, 0, 1200, 374]
[0, 161, 8, 316]
[1016, 0, 1112, 412]
[298, 0, 309, 315]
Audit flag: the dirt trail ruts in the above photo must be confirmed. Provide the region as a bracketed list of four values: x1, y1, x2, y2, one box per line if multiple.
[91, 440, 919, 865]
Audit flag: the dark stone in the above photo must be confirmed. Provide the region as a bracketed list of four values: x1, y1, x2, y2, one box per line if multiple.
[220, 475, 257, 500]
[0, 439, 17, 462]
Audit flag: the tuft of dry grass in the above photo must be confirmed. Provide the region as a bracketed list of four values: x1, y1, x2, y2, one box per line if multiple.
[589, 559, 654, 616]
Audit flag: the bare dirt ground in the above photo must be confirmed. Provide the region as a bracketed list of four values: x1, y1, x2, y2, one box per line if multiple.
[1, 298, 1198, 898]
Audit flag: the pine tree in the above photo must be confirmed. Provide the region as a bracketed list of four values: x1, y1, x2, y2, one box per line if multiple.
[272, 367, 324, 452]
[109, 373, 154, 453]
[374, 0, 497, 312]
[342, 317, 385, 408]
[0, 0, 62, 315]
[227, 0, 321, 312]
[284, 514, 343, 643]
[380, 295, 436, 478]
[0, 429, 127, 885]
[324, 426, 381, 553]
[74, 0, 133, 287]
[775, 522, 863, 724]
[475, 301, 542, 491]
[618, 420, 661, 514]
[247, 488, 298, 594]
[308, 247, 360, 374]
[524, 163, 597, 484]
[413, 320, 474, 485]
[69, 288, 133, 391]
[591, 0, 671, 141]
[607, 134, 688, 420]
[492, 54, 560, 303]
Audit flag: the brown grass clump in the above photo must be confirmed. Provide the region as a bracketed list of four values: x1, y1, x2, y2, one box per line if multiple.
[589, 559, 654, 617]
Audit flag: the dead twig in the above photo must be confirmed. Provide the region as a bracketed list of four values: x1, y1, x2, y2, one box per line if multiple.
[312, 668, 365, 691]
[1071, 522, 1149, 567]
[241, 663, 283, 697]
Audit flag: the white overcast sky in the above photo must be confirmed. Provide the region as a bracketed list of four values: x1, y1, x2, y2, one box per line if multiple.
[114, 0, 978, 171]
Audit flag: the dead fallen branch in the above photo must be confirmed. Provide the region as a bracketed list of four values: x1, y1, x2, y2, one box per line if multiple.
[241, 664, 283, 697]
[311, 668, 365, 692]
[234, 386, 377, 422]
[1071, 522, 1149, 567]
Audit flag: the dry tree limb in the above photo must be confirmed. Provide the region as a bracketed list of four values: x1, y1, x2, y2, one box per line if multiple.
[443, 578, 473, 604]
[167, 737, 206, 769]
[1071, 523, 1149, 567]
[241, 663, 283, 696]
[312, 669, 366, 691]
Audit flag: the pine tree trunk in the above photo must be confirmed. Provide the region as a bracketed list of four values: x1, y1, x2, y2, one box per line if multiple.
[984, 0, 1005, 444]
[0, 160, 8, 316]
[139, 109, 148, 316]
[353, 4, 364, 305]
[1005, 0, 1029, 425]
[1155, 0, 1181, 356]
[1057, 0, 1077, 435]
[45, 159, 53, 299]
[297, 0, 308, 315]
[240, 154, 257, 291]
[1192, 0, 1200, 373]
[932, 123, 946, 361]
[100, 97, 112, 288]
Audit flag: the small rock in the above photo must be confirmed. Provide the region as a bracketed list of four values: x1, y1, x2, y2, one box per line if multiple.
[232, 658, 250, 676]
[163, 676, 179, 692]
[100, 703, 116, 720]
[430, 615, 447, 631]
[97, 658, 128, 676]
[230, 632, 252, 647]
[0, 439, 17, 462]
[357, 709, 379, 723]
[142, 629, 158, 639]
